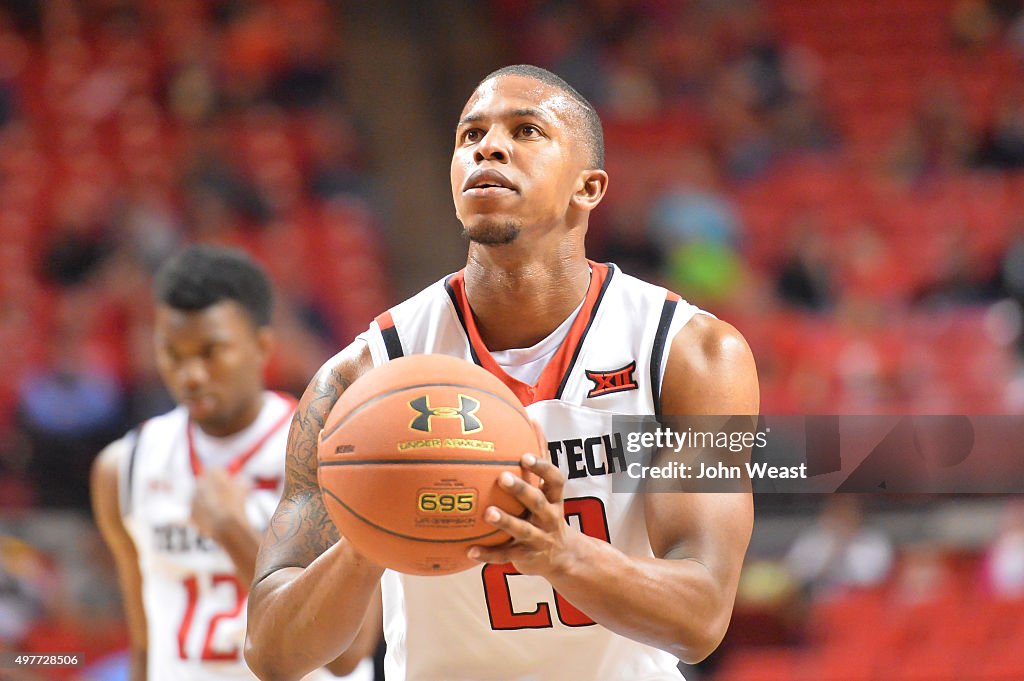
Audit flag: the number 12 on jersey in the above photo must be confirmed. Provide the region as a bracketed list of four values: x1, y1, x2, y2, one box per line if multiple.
[178, 573, 247, 660]
[482, 497, 610, 629]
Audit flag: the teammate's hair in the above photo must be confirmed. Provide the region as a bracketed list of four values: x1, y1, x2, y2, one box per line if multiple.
[481, 64, 605, 170]
[154, 244, 273, 328]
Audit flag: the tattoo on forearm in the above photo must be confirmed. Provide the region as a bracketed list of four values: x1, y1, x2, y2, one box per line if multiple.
[254, 365, 350, 583]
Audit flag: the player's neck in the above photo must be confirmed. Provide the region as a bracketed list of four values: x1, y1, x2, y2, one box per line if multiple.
[196, 391, 267, 439]
[464, 243, 590, 352]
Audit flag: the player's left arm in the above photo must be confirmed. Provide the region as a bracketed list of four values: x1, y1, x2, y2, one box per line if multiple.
[471, 315, 757, 663]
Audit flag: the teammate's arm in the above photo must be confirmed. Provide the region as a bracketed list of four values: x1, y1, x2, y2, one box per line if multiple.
[471, 315, 757, 663]
[190, 468, 263, 587]
[244, 340, 384, 681]
[91, 439, 149, 681]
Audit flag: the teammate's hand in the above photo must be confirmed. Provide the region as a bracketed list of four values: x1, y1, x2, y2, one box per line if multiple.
[191, 468, 250, 540]
[467, 453, 582, 577]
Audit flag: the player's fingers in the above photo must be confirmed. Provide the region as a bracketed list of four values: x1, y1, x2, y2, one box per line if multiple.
[466, 543, 513, 564]
[522, 453, 565, 505]
[497, 470, 556, 520]
[480, 504, 540, 541]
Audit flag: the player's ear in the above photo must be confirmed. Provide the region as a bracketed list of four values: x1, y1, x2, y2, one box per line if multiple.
[256, 326, 275, 363]
[570, 168, 608, 212]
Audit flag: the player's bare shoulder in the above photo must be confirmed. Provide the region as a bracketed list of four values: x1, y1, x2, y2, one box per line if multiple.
[91, 436, 132, 522]
[663, 314, 759, 415]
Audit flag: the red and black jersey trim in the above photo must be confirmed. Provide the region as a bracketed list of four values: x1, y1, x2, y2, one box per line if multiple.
[650, 292, 681, 418]
[375, 311, 405, 360]
[444, 276, 483, 367]
[444, 262, 613, 406]
[553, 263, 615, 400]
[187, 392, 297, 478]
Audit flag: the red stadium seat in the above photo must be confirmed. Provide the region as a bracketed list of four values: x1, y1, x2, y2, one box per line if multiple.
[713, 648, 799, 681]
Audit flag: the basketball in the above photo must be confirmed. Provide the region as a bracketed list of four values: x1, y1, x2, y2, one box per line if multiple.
[317, 354, 544, 576]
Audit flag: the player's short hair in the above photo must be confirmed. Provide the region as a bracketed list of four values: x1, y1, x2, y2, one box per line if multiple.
[154, 244, 273, 328]
[481, 64, 605, 170]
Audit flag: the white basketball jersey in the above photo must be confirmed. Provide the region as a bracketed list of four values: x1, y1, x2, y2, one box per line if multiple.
[120, 392, 363, 681]
[357, 262, 704, 681]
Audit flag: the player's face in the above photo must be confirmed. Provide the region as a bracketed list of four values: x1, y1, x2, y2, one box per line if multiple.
[154, 301, 272, 437]
[451, 75, 588, 243]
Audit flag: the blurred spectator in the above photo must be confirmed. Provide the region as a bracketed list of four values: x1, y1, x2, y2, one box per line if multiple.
[654, 4, 718, 101]
[775, 218, 836, 311]
[889, 543, 957, 605]
[988, 0, 1024, 24]
[786, 496, 894, 598]
[648, 148, 740, 248]
[604, 20, 663, 121]
[950, 0, 1001, 49]
[838, 223, 899, 306]
[990, 220, 1024, 359]
[39, 189, 117, 289]
[5, 519, 125, 680]
[518, 3, 609, 108]
[303, 107, 375, 201]
[888, 81, 977, 183]
[77, 651, 129, 679]
[976, 84, 1024, 169]
[16, 321, 124, 510]
[181, 124, 273, 229]
[724, 4, 792, 112]
[0, 426, 35, 510]
[995, 219, 1024, 293]
[913, 226, 988, 306]
[982, 500, 1024, 597]
[268, 1, 338, 109]
[0, 536, 50, 648]
[647, 148, 746, 302]
[0, 9, 29, 129]
[109, 180, 183, 272]
[592, 212, 663, 284]
[78, 650, 129, 681]
[771, 87, 838, 153]
[708, 71, 778, 179]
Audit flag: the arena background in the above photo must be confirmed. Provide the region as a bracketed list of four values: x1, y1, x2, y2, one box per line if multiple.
[1, 0, 1022, 679]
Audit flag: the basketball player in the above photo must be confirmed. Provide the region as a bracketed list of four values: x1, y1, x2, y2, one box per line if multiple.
[91, 245, 378, 681]
[245, 64, 758, 681]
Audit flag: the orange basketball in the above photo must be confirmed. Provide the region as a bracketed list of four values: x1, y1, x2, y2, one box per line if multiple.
[317, 354, 544, 576]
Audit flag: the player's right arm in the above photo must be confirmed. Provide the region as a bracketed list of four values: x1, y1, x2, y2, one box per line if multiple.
[91, 439, 148, 681]
[245, 340, 384, 681]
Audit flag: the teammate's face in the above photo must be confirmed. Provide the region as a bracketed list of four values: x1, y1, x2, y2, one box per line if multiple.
[154, 301, 272, 437]
[451, 75, 590, 243]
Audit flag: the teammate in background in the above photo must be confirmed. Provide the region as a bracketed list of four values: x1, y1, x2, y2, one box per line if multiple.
[91, 245, 378, 681]
[246, 64, 758, 681]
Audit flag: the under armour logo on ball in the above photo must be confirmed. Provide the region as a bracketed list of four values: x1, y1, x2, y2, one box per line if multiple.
[408, 394, 482, 434]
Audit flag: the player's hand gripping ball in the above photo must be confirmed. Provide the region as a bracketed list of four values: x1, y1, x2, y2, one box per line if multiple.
[317, 354, 545, 575]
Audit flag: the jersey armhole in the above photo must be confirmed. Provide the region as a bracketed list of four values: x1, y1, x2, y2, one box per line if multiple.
[650, 295, 713, 417]
[362, 311, 404, 367]
[375, 310, 405, 360]
[119, 427, 143, 519]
